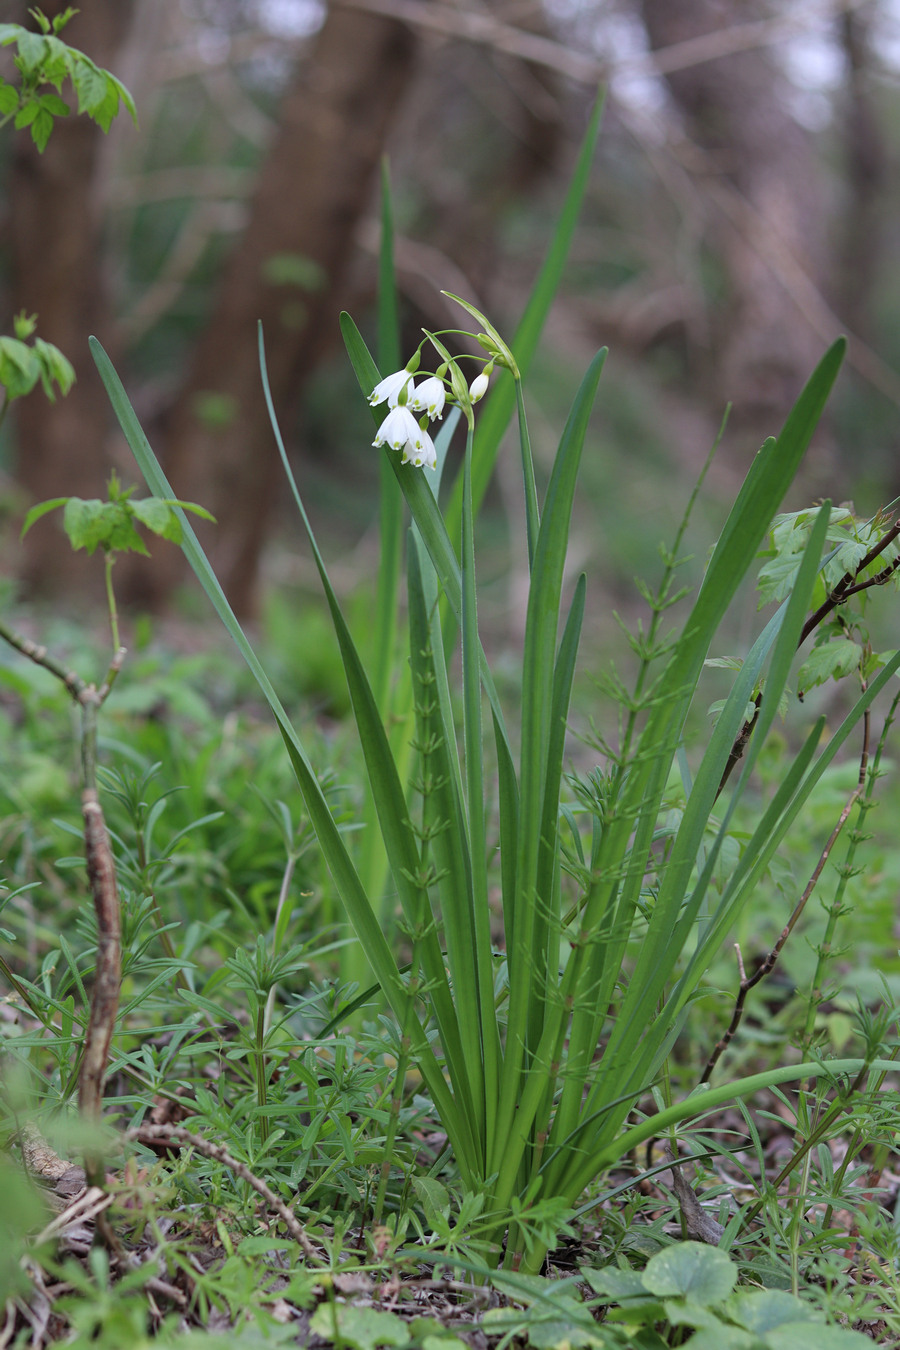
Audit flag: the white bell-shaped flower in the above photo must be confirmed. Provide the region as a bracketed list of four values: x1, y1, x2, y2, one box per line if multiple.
[373, 405, 422, 452]
[368, 369, 414, 408]
[401, 425, 437, 470]
[408, 376, 445, 421]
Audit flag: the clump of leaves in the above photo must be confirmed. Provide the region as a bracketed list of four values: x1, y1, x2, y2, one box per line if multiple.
[0, 310, 74, 410]
[21, 470, 214, 559]
[482, 1243, 877, 1348]
[0, 7, 136, 152]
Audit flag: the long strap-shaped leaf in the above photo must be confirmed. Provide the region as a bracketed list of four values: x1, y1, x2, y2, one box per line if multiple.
[571, 501, 835, 1154]
[551, 339, 846, 1150]
[444, 93, 605, 543]
[491, 348, 606, 1179]
[255, 336, 484, 1151]
[407, 533, 486, 1163]
[87, 335, 481, 1176]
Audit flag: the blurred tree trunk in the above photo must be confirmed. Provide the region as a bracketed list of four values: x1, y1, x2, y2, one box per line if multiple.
[9, 0, 135, 599]
[836, 8, 886, 341]
[639, 0, 826, 442]
[137, 2, 417, 617]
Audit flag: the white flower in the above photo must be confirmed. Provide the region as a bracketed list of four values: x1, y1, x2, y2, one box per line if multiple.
[368, 369, 414, 408]
[408, 376, 445, 421]
[469, 370, 490, 403]
[401, 426, 437, 470]
[373, 405, 422, 451]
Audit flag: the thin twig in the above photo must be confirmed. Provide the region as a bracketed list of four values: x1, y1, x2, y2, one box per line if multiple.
[126, 1125, 323, 1262]
[330, 0, 870, 87]
[701, 777, 864, 1084]
[717, 517, 900, 797]
[0, 617, 126, 1193]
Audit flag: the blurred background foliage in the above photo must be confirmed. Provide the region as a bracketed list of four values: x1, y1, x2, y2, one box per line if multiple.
[0, 0, 899, 642]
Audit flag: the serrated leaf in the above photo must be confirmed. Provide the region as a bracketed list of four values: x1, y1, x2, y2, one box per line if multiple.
[62, 498, 147, 556]
[38, 91, 68, 115]
[16, 30, 47, 72]
[30, 105, 54, 151]
[0, 80, 18, 113]
[82, 75, 119, 133]
[642, 1242, 736, 1305]
[130, 496, 180, 542]
[14, 101, 40, 128]
[797, 638, 861, 693]
[71, 58, 107, 114]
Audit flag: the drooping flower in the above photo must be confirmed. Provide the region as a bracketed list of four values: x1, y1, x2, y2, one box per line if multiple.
[373, 405, 422, 452]
[401, 425, 437, 470]
[469, 370, 490, 403]
[368, 369, 414, 409]
[407, 376, 445, 421]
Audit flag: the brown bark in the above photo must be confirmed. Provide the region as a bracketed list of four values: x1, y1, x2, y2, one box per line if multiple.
[639, 0, 826, 440]
[8, 1, 135, 599]
[141, 3, 417, 617]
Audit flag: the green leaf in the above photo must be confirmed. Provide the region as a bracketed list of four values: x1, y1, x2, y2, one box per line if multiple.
[38, 91, 68, 115]
[408, 1319, 468, 1350]
[444, 92, 605, 541]
[727, 1289, 819, 1334]
[797, 638, 862, 693]
[411, 1176, 451, 1229]
[13, 101, 39, 128]
[0, 80, 18, 113]
[30, 104, 54, 151]
[62, 498, 147, 555]
[130, 497, 181, 543]
[20, 495, 69, 537]
[16, 30, 47, 72]
[309, 1303, 410, 1350]
[642, 1242, 737, 1305]
[0, 336, 40, 397]
[33, 337, 76, 398]
[70, 57, 107, 114]
[765, 1325, 876, 1350]
[679, 1329, 759, 1350]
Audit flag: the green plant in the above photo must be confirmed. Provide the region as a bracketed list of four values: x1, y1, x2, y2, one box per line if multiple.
[91, 131, 900, 1287]
[0, 7, 136, 152]
[0, 476, 211, 1185]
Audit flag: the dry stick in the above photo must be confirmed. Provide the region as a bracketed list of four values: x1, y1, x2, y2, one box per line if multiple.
[701, 714, 869, 1085]
[0, 616, 126, 1190]
[126, 1125, 322, 1262]
[716, 517, 900, 799]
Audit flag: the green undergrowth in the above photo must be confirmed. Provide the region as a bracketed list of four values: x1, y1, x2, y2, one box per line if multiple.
[2, 605, 900, 1345]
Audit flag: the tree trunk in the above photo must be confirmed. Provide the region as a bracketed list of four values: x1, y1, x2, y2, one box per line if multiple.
[8, 0, 135, 600]
[639, 0, 826, 442]
[140, 2, 417, 617]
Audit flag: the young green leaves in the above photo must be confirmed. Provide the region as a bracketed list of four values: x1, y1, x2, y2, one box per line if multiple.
[21, 470, 214, 557]
[0, 8, 136, 151]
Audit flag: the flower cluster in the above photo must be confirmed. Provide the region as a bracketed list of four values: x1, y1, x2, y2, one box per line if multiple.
[369, 359, 492, 471]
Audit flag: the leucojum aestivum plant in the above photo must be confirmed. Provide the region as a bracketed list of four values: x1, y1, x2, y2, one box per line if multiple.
[88, 134, 900, 1276]
[89, 291, 900, 1273]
